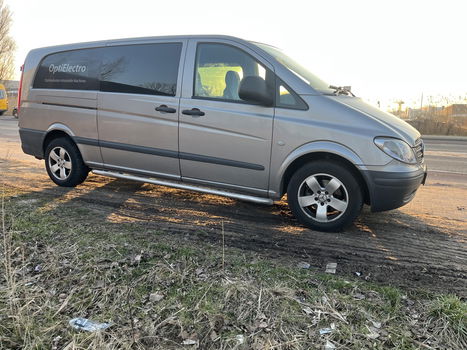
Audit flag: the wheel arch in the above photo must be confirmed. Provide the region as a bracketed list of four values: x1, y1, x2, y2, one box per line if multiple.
[42, 124, 76, 154]
[277, 143, 370, 205]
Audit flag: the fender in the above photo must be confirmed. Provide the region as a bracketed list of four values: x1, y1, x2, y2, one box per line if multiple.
[42, 123, 77, 153]
[43, 123, 103, 167]
[46, 122, 76, 137]
[18, 123, 76, 159]
[269, 141, 368, 199]
[35, 123, 77, 158]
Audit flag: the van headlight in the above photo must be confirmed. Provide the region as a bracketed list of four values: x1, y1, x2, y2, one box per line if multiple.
[374, 137, 416, 164]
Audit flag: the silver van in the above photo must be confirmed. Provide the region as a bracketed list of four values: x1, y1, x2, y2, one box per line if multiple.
[18, 35, 427, 231]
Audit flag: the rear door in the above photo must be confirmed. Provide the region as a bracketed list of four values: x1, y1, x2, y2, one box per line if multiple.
[97, 40, 185, 179]
[179, 40, 275, 195]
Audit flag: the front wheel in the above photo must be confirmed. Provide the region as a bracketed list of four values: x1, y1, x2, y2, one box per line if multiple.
[45, 137, 89, 187]
[287, 161, 363, 232]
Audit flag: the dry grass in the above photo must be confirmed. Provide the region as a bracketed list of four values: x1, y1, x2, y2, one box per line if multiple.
[0, 187, 466, 349]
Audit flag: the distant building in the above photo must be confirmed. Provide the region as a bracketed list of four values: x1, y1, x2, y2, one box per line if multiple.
[0, 80, 19, 96]
[440, 104, 467, 118]
[441, 104, 467, 127]
[405, 106, 443, 120]
[405, 104, 467, 121]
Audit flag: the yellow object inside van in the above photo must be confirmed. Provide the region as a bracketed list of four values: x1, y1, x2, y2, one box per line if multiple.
[0, 84, 8, 115]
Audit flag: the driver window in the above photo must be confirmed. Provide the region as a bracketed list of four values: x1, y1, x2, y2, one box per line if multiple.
[194, 43, 267, 102]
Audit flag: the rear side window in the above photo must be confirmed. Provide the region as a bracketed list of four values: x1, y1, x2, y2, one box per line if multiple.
[0, 90, 5, 99]
[33, 48, 101, 90]
[33, 42, 182, 96]
[100, 43, 182, 96]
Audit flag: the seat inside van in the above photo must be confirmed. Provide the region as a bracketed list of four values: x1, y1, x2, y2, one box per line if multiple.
[223, 70, 240, 100]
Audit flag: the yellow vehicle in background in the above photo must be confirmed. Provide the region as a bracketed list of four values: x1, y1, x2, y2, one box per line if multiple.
[0, 83, 8, 116]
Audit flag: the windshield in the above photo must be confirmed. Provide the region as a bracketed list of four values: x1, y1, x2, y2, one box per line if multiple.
[253, 42, 333, 93]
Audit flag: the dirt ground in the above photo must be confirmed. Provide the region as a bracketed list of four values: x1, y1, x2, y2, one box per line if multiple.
[1, 118, 466, 297]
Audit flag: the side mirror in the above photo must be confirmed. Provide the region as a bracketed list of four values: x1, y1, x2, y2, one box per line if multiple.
[238, 76, 273, 107]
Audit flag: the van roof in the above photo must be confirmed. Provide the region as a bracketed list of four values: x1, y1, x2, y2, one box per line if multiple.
[32, 35, 250, 52]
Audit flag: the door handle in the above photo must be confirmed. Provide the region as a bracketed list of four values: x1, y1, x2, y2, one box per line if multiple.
[155, 105, 176, 113]
[182, 108, 205, 117]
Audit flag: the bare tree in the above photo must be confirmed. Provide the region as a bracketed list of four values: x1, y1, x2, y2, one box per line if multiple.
[0, 0, 16, 81]
[395, 100, 405, 113]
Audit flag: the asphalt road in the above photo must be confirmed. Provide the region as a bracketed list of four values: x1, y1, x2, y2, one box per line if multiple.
[0, 116, 19, 140]
[423, 136, 467, 183]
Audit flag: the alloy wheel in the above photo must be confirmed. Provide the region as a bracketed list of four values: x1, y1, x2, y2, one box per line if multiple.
[297, 173, 349, 223]
[48, 146, 72, 180]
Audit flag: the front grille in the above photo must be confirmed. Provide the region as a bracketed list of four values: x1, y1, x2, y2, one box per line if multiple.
[413, 138, 424, 164]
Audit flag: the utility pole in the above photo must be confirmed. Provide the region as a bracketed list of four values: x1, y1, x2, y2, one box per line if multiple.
[420, 92, 424, 118]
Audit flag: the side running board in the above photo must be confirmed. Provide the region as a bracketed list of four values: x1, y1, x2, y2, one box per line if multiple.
[92, 170, 274, 205]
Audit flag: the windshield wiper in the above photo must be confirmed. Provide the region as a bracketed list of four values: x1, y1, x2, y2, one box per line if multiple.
[329, 85, 355, 97]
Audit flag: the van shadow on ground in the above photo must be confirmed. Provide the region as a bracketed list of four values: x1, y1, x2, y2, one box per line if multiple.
[8, 175, 467, 296]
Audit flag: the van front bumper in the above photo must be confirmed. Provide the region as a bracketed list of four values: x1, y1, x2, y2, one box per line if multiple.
[362, 165, 427, 212]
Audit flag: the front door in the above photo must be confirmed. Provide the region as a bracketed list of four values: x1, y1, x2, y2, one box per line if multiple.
[179, 41, 275, 194]
[97, 41, 185, 179]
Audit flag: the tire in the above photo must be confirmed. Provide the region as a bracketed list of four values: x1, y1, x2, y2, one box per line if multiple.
[44, 137, 89, 187]
[0, 111, 4, 116]
[287, 161, 363, 232]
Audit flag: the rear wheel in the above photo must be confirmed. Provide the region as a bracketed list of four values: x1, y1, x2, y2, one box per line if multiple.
[287, 161, 363, 232]
[45, 137, 89, 187]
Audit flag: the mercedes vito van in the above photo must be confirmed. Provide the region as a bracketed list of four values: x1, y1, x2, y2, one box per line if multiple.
[18, 35, 427, 231]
